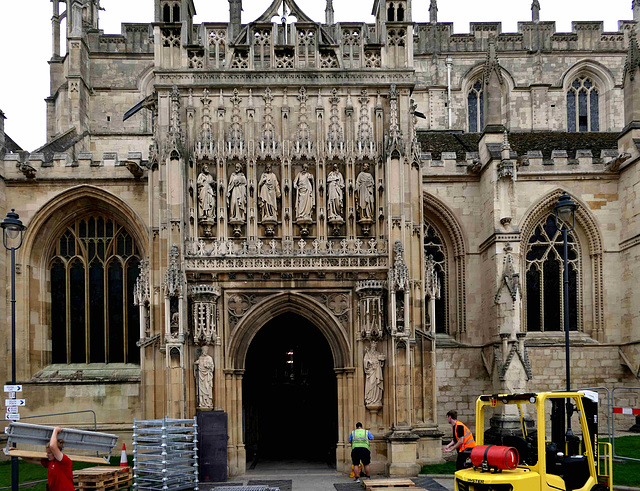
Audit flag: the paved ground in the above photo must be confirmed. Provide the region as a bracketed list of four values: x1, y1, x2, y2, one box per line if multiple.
[200, 460, 455, 491]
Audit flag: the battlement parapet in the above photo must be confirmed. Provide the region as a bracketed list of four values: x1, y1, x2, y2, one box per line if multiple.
[414, 19, 636, 54]
[88, 24, 153, 54]
[1, 150, 149, 180]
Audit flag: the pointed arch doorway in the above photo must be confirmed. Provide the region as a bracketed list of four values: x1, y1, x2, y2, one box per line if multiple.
[243, 312, 338, 464]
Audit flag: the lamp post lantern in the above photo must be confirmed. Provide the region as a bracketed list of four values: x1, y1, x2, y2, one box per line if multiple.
[2, 209, 26, 491]
[554, 192, 577, 438]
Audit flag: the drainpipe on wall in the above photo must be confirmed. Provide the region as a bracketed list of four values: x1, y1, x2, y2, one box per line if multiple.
[446, 56, 453, 129]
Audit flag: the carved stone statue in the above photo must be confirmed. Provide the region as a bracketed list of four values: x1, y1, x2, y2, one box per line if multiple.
[197, 164, 216, 235]
[326, 163, 345, 222]
[293, 162, 315, 222]
[227, 162, 247, 223]
[364, 340, 385, 410]
[258, 162, 281, 222]
[356, 162, 375, 221]
[195, 345, 214, 408]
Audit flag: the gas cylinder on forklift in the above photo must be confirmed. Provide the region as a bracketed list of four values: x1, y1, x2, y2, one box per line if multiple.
[453, 391, 612, 491]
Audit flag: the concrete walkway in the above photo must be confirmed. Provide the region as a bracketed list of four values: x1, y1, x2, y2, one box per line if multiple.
[200, 460, 455, 491]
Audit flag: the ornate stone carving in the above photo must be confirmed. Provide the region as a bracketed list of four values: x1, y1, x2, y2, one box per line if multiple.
[295, 87, 313, 157]
[227, 293, 257, 328]
[494, 243, 520, 303]
[166, 85, 185, 158]
[227, 88, 244, 156]
[194, 345, 214, 408]
[293, 162, 315, 235]
[327, 88, 345, 157]
[164, 244, 183, 297]
[258, 162, 281, 235]
[197, 164, 216, 236]
[356, 280, 385, 339]
[260, 87, 278, 156]
[327, 163, 345, 233]
[189, 283, 221, 345]
[390, 241, 409, 292]
[424, 254, 441, 334]
[227, 162, 247, 236]
[134, 259, 151, 338]
[385, 84, 404, 157]
[196, 88, 215, 159]
[355, 162, 375, 235]
[364, 340, 385, 411]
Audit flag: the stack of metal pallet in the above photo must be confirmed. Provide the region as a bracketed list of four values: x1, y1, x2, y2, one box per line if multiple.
[132, 417, 199, 491]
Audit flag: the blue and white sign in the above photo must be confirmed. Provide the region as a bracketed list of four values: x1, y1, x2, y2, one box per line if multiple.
[5, 413, 20, 421]
[3, 385, 22, 393]
[4, 399, 25, 407]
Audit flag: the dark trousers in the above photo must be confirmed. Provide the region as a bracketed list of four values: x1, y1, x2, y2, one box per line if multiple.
[456, 449, 472, 470]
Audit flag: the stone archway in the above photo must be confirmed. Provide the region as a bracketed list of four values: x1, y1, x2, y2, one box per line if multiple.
[243, 312, 338, 464]
[223, 292, 352, 476]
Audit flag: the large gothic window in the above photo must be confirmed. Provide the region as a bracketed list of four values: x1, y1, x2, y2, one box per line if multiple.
[567, 76, 599, 132]
[49, 215, 141, 364]
[424, 222, 448, 334]
[525, 215, 581, 332]
[468, 80, 484, 133]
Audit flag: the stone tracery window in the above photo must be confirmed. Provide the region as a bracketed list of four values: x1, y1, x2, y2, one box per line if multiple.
[525, 214, 581, 332]
[49, 215, 141, 364]
[468, 80, 484, 133]
[567, 76, 599, 132]
[424, 221, 448, 334]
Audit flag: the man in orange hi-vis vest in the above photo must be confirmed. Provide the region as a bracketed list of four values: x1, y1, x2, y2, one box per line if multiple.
[443, 409, 477, 470]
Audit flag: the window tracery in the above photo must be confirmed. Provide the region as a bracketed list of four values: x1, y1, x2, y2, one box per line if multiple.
[49, 215, 141, 364]
[567, 76, 599, 132]
[468, 80, 484, 132]
[423, 221, 448, 334]
[524, 214, 581, 332]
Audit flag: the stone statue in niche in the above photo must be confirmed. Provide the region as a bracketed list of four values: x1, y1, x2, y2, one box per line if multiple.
[227, 162, 247, 236]
[197, 164, 216, 236]
[356, 162, 375, 235]
[326, 163, 345, 234]
[258, 162, 281, 235]
[364, 340, 385, 411]
[195, 345, 214, 409]
[293, 162, 315, 235]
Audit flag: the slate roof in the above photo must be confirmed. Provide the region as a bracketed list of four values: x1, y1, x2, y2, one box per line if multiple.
[417, 131, 619, 161]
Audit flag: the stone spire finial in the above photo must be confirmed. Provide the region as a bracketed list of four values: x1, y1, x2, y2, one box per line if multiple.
[325, 0, 334, 25]
[429, 0, 438, 24]
[531, 0, 540, 23]
[482, 37, 505, 130]
[624, 30, 640, 83]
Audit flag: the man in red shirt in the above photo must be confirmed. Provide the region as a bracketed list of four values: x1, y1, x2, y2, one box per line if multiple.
[24, 426, 75, 491]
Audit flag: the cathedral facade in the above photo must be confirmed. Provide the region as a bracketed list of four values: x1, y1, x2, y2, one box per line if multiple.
[1, 0, 640, 477]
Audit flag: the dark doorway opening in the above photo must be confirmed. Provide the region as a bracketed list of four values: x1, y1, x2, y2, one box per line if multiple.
[243, 312, 338, 465]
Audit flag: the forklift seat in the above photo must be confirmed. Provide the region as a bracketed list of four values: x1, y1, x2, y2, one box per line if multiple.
[502, 435, 537, 465]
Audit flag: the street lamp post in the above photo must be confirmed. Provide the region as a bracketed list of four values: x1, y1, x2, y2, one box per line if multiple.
[2, 209, 26, 491]
[554, 192, 577, 439]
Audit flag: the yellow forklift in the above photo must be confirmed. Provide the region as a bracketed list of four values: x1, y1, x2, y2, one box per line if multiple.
[454, 391, 612, 491]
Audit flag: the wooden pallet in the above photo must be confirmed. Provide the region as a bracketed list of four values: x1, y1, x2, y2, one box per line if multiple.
[73, 466, 133, 491]
[363, 478, 416, 489]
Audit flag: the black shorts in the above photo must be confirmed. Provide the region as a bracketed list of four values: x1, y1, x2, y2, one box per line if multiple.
[351, 447, 371, 466]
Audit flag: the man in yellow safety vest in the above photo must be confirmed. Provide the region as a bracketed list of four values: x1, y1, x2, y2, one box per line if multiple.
[349, 422, 374, 482]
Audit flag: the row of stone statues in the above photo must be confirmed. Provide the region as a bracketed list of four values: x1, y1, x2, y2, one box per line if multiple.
[197, 163, 375, 226]
[194, 341, 385, 410]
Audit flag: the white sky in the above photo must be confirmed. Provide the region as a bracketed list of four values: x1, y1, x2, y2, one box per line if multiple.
[0, 0, 633, 151]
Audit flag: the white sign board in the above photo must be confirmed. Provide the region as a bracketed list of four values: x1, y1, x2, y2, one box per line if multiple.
[4, 385, 22, 393]
[5, 413, 20, 421]
[6, 407, 18, 414]
[4, 399, 25, 407]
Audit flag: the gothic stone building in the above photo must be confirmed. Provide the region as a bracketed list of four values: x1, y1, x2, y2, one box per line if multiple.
[1, 0, 640, 477]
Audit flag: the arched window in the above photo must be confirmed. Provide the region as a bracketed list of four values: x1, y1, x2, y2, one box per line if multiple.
[387, 3, 395, 21]
[49, 215, 141, 364]
[525, 215, 581, 332]
[468, 80, 484, 133]
[424, 221, 448, 334]
[567, 76, 599, 132]
[163, 4, 170, 22]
